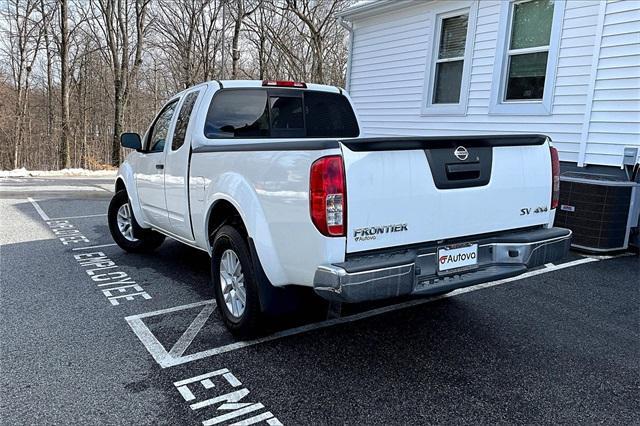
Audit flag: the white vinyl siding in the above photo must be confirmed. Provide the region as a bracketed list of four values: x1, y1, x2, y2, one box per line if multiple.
[581, 0, 640, 166]
[346, 0, 640, 167]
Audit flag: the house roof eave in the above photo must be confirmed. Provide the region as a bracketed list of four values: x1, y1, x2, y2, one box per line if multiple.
[338, 0, 417, 21]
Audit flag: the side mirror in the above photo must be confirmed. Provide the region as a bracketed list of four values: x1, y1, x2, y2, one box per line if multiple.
[121, 132, 142, 151]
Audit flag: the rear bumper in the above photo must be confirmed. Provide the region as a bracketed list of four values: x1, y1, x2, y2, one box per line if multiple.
[313, 227, 572, 303]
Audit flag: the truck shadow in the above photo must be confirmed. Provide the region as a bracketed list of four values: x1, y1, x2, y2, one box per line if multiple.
[106, 232, 450, 345]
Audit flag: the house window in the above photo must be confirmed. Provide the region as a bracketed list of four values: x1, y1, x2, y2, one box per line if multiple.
[422, 3, 478, 116]
[505, 0, 555, 101]
[433, 14, 469, 104]
[489, 0, 564, 115]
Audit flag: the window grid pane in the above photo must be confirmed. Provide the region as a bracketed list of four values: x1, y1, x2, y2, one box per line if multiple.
[438, 14, 468, 59]
[505, 51, 549, 100]
[510, 0, 554, 50]
[433, 60, 464, 104]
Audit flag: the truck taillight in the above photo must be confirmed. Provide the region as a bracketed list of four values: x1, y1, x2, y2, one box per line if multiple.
[550, 145, 560, 209]
[310, 156, 346, 237]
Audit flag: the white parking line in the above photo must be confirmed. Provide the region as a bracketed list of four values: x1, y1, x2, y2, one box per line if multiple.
[50, 213, 107, 220]
[129, 299, 214, 319]
[579, 252, 636, 260]
[168, 303, 216, 358]
[127, 257, 599, 367]
[27, 197, 50, 221]
[27, 198, 107, 221]
[72, 243, 118, 251]
[28, 200, 92, 245]
[125, 300, 215, 368]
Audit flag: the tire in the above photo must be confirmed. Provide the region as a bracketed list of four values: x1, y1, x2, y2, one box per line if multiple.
[108, 190, 165, 253]
[211, 225, 263, 337]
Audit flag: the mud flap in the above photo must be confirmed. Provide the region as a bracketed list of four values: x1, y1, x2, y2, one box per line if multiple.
[247, 238, 314, 315]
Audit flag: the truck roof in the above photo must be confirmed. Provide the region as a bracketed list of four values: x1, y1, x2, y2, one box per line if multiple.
[210, 79, 342, 93]
[172, 80, 343, 100]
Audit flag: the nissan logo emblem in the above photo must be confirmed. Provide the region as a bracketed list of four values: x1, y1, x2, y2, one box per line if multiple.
[454, 146, 469, 161]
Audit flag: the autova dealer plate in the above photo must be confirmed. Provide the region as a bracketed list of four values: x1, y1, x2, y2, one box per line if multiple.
[437, 243, 478, 273]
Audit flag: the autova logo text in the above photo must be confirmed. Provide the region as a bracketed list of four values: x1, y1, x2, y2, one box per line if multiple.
[439, 252, 477, 264]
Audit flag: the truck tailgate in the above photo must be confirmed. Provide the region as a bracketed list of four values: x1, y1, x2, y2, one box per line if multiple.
[340, 136, 553, 254]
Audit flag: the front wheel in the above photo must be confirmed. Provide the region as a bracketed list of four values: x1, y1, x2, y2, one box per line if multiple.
[108, 190, 165, 253]
[211, 225, 264, 337]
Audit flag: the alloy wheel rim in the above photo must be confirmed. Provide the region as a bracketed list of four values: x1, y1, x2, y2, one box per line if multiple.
[219, 249, 246, 319]
[116, 203, 138, 242]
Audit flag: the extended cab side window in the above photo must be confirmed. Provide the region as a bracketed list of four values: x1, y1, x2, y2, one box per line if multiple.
[148, 101, 178, 152]
[172, 91, 200, 151]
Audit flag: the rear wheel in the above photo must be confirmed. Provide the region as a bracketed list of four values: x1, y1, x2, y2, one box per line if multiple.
[108, 190, 165, 252]
[211, 225, 263, 337]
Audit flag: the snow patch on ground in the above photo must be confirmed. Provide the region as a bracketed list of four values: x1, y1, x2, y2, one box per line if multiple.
[0, 168, 117, 177]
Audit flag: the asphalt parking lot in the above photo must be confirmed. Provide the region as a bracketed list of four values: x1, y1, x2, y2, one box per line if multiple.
[1, 176, 639, 425]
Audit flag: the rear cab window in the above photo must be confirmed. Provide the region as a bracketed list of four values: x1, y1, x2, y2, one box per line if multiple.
[172, 91, 200, 150]
[204, 89, 359, 139]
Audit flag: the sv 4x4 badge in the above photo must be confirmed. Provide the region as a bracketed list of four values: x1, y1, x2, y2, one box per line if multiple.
[354, 223, 408, 241]
[520, 206, 549, 215]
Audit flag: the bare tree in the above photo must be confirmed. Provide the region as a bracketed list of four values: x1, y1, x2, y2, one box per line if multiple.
[196, 3, 223, 82]
[283, 0, 342, 83]
[39, 0, 56, 152]
[228, 0, 260, 79]
[58, 0, 71, 168]
[0, 0, 355, 171]
[88, 0, 150, 166]
[154, 0, 207, 88]
[2, 0, 43, 168]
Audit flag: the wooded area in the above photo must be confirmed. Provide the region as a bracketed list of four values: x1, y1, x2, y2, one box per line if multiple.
[0, 0, 352, 170]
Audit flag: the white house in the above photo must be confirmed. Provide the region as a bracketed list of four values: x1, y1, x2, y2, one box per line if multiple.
[339, 0, 640, 170]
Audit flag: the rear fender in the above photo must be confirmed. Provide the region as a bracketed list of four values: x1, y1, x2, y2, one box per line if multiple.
[203, 172, 288, 286]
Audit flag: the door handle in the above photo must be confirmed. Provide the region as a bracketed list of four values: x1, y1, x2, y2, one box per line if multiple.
[155, 164, 164, 170]
[446, 162, 479, 174]
[445, 162, 480, 181]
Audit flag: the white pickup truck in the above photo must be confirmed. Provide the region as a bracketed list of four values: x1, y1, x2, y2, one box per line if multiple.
[109, 79, 571, 335]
